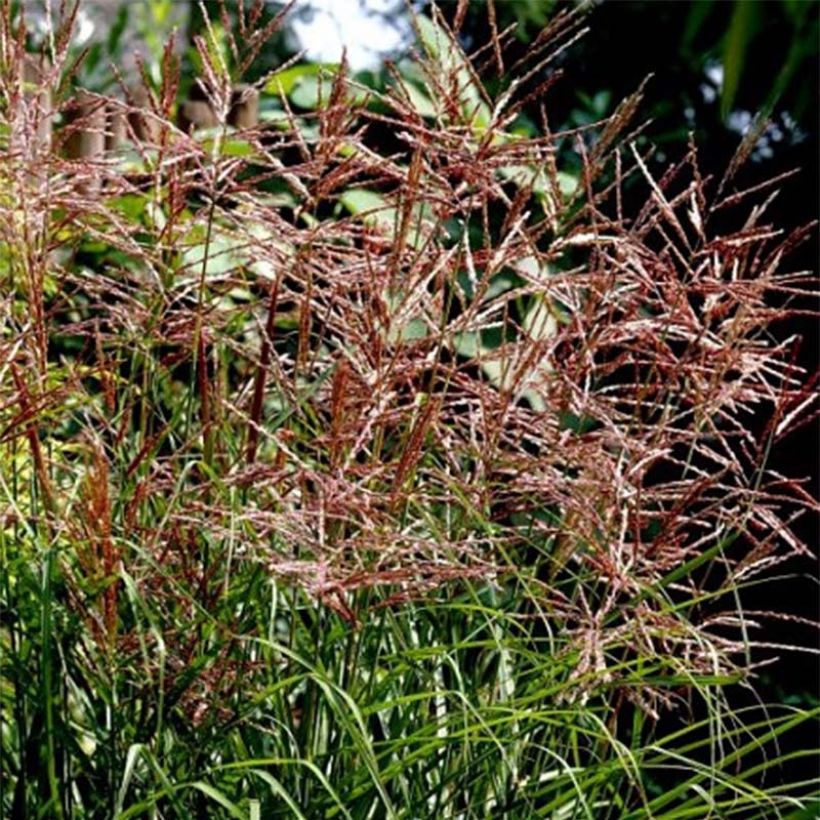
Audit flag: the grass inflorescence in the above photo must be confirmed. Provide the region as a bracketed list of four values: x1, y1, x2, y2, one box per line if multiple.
[0, 2, 817, 817]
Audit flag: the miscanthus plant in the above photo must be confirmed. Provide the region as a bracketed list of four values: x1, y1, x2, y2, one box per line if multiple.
[1, 2, 817, 817]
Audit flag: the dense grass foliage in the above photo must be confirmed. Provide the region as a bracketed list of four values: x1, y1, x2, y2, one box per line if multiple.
[1, 3, 817, 817]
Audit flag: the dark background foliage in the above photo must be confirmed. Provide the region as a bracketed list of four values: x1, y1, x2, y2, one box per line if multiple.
[441, 0, 819, 769]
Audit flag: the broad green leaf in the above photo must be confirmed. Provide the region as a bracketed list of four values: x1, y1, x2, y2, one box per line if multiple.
[414, 14, 491, 131]
[387, 318, 428, 344]
[289, 75, 326, 110]
[340, 188, 387, 214]
[281, 68, 368, 110]
[396, 78, 438, 117]
[181, 231, 242, 279]
[109, 194, 148, 222]
[557, 171, 578, 197]
[266, 63, 340, 97]
[339, 188, 396, 232]
[523, 296, 557, 342]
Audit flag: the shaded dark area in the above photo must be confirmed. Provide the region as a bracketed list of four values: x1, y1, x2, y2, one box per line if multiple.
[441, 0, 820, 782]
[568, 0, 819, 730]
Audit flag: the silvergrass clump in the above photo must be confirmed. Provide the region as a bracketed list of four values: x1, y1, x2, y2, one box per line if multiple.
[1, 2, 817, 817]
